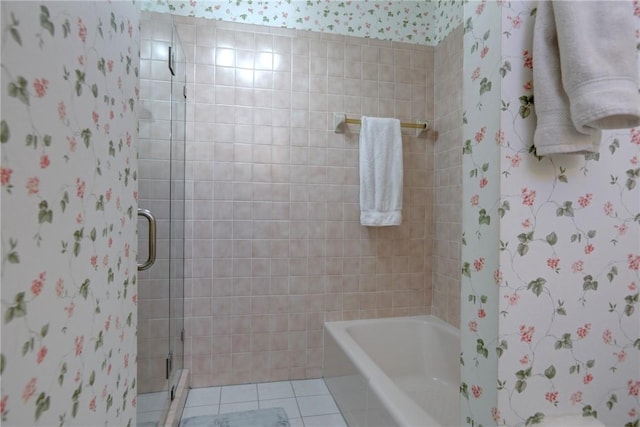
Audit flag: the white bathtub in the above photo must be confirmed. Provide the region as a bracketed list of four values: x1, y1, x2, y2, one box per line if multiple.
[323, 315, 460, 427]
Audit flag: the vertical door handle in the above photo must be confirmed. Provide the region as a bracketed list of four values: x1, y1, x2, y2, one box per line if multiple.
[137, 208, 156, 271]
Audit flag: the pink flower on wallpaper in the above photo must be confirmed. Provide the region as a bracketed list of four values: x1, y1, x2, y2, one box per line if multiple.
[76, 177, 85, 198]
[519, 324, 535, 343]
[26, 176, 39, 195]
[576, 323, 591, 339]
[128, 20, 133, 37]
[571, 260, 584, 273]
[546, 257, 559, 271]
[104, 123, 110, 135]
[108, 237, 113, 248]
[508, 15, 523, 29]
[31, 272, 45, 296]
[521, 187, 536, 206]
[505, 293, 520, 306]
[631, 156, 638, 165]
[74, 369, 81, 383]
[577, 193, 592, 208]
[474, 257, 485, 271]
[615, 223, 628, 236]
[475, 126, 486, 143]
[520, 354, 529, 365]
[126, 132, 132, 147]
[75, 212, 83, 224]
[614, 350, 627, 363]
[92, 111, 99, 124]
[523, 49, 533, 69]
[478, 308, 486, 318]
[475, 1, 486, 15]
[116, 196, 121, 209]
[74, 335, 84, 356]
[470, 194, 479, 206]
[67, 136, 77, 152]
[90, 255, 98, 269]
[105, 315, 111, 332]
[583, 373, 593, 385]
[468, 320, 478, 332]
[78, 55, 84, 65]
[630, 282, 637, 291]
[132, 396, 137, 408]
[89, 396, 96, 412]
[36, 346, 48, 364]
[22, 378, 36, 402]
[78, 18, 87, 43]
[55, 278, 64, 297]
[124, 353, 129, 368]
[102, 385, 108, 400]
[107, 59, 114, 73]
[603, 201, 614, 216]
[630, 408, 638, 418]
[507, 154, 521, 168]
[479, 177, 488, 188]
[105, 188, 112, 202]
[132, 294, 138, 304]
[628, 254, 640, 271]
[491, 407, 502, 423]
[65, 301, 75, 318]
[493, 269, 503, 285]
[40, 154, 50, 169]
[627, 380, 640, 396]
[33, 78, 49, 97]
[480, 46, 489, 59]
[631, 128, 640, 145]
[125, 243, 130, 258]
[545, 391, 559, 405]
[521, 218, 531, 228]
[102, 254, 108, 267]
[570, 391, 582, 405]
[0, 395, 7, 416]
[602, 329, 613, 344]
[523, 81, 533, 91]
[471, 385, 483, 398]
[584, 243, 594, 255]
[1, 168, 13, 186]
[495, 129, 505, 145]
[471, 67, 480, 81]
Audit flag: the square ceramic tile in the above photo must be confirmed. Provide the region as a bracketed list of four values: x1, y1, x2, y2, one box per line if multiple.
[257, 381, 295, 400]
[137, 409, 163, 425]
[137, 391, 168, 413]
[303, 413, 348, 427]
[259, 397, 301, 420]
[180, 404, 219, 419]
[185, 386, 221, 407]
[220, 383, 258, 404]
[288, 418, 304, 427]
[296, 395, 340, 417]
[218, 401, 259, 414]
[291, 379, 329, 397]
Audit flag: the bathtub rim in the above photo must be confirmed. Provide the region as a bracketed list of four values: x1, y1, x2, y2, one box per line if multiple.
[323, 315, 460, 427]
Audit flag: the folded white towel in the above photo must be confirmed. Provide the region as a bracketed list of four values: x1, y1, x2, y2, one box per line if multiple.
[359, 116, 403, 226]
[533, 1, 640, 155]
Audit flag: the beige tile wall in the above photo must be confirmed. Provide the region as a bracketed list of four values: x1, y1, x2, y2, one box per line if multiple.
[174, 15, 436, 387]
[432, 26, 463, 327]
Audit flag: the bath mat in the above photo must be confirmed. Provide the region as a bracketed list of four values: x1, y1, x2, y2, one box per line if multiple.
[181, 407, 290, 427]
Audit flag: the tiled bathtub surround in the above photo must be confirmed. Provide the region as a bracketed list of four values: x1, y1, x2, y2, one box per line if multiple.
[170, 15, 436, 386]
[432, 26, 463, 326]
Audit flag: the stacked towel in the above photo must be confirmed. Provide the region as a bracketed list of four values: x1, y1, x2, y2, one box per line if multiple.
[533, 1, 640, 155]
[359, 116, 403, 226]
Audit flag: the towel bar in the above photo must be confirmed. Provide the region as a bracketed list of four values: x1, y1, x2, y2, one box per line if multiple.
[333, 112, 429, 137]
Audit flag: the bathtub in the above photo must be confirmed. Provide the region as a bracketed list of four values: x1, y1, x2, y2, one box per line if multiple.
[323, 315, 460, 427]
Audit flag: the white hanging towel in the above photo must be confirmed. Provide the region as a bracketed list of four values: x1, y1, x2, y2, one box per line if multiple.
[359, 116, 403, 226]
[533, 1, 640, 155]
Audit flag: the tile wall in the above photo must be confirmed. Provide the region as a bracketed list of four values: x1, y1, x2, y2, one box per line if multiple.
[432, 27, 463, 327]
[172, 15, 436, 387]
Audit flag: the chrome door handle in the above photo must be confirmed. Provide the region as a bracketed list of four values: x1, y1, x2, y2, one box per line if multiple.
[137, 208, 156, 271]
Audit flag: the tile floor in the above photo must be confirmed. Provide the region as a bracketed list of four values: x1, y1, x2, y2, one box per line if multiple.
[179, 379, 347, 427]
[137, 390, 169, 427]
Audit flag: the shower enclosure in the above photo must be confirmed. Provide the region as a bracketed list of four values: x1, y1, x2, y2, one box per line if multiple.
[137, 12, 186, 426]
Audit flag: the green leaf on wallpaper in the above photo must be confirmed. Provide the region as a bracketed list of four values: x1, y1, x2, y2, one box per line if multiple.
[62, 19, 71, 38]
[81, 128, 91, 147]
[499, 61, 511, 78]
[607, 266, 618, 282]
[558, 167, 568, 183]
[583, 275, 598, 291]
[478, 209, 490, 225]
[0, 120, 9, 143]
[556, 300, 567, 316]
[609, 138, 620, 154]
[5, 292, 26, 323]
[40, 6, 55, 36]
[0, 354, 4, 375]
[90, 228, 96, 242]
[126, 312, 132, 327]
[460, 382, 469, 399]
[7, 238, 20, 263]
[462, 262, 471, 278]
[556, 201, 574, 217]
[517, 243, 528, 256]
[35, 392, 50, 420]
[58, 363, 67, 386]
[524, 413, 544, 426]
[633, 338, 640, 350]
[606, 394, 617, 411]
[91, 84, 98, 98]
[95, 331, 103, 350]
[498, 201, 510, 218]
[476, 339, 488, 358]
[75, 70, 85, 96]
[10, 26, 22, 46]
[43, 135, 51, 147]
[463, 139, 472, 154]
[40, 323, 49, 338]
[129, 98, 135, 112]
[624, 303, 635, 317]
[545, 232, 558, 246]
[38, 200, 53, 224]
[482, 30, 490, 41]
[527, 278, 546, 297]
[22, 339, 31, 356]
[554, 333, 573, 350]
[544, 365, 556, 379]
[9, 76, 30, 106]
[479, 77, 492, 95]
[110, 12, 117, 32]
[89, 371, 95, 386]
[60, 191, 69, 213]
[496, 340, 508, 358]
[586, 359, 595, 368]
[515, 379, 527, 393]
[79, 279, 90, 299]
[107, 268, 114, 284]
[582, 405, 597, 418]
[570, 363, 580, 374]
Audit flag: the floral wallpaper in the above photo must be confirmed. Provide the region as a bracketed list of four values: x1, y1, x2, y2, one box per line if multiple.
[462, 1, 640, 426]
[143, 0, 463, 45]
[0, 2, 140, 426]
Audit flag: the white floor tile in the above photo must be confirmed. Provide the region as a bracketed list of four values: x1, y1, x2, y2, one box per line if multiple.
[303, 413, 348, 427]
[137, 391, 169, 413]
[137, 409, 164, 425]
[291, 379, 329, 397]
[220, 383, 258, 404]
[218, 401, 259, 414]
[259, 397, 301, 420]
[185, 386, 221, 407]
[181, 404, 219, 419]
[288, 417, 304, 427]
[297, 395, 339, 417]
[257, 381, 295, 400]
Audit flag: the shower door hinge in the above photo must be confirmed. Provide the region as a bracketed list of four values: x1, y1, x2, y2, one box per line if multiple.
[183, 85, 187, 99]
[181, 328, 185, 342]
[165, 351, 173, 380]
[170, 385, 176, 401]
